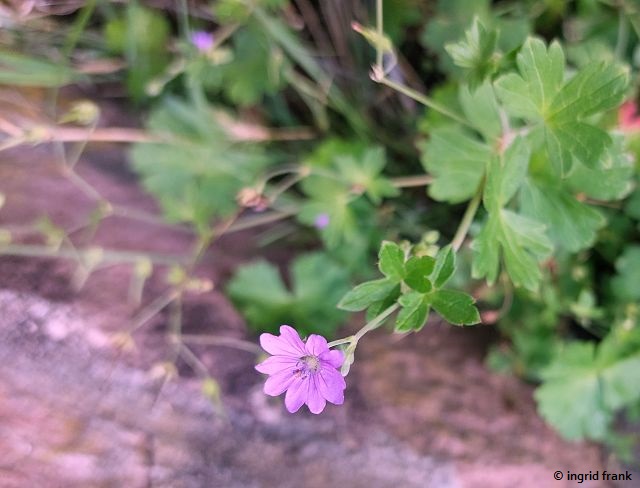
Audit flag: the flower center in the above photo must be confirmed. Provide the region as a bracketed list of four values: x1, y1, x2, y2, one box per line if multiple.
[293, 355, 320, 379]
[302, 355, 320, 372]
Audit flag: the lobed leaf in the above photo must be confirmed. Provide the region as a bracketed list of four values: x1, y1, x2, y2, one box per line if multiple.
[404, 256, 436, 293]
[429, 289, 480, 326]
[378, 241, 406, 281]
[337, 278, 398, 312]
[421, 127, 491, 203]
[395, 291, 430, 332]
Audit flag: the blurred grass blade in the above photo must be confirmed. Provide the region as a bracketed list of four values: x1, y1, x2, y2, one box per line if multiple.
[0, 51, 76, 87]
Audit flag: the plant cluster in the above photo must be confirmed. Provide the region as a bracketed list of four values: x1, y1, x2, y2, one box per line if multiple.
[0, 0, 639, 454]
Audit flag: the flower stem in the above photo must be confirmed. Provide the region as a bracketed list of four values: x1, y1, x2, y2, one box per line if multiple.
[377, 76, 473, 128]
[327, 336, 355, 348]
[391, 174, 433, 188]
[451, 179, 484, 252]
[354, 303, 399, 341]
[328, 303, 399, 349]
[375, 0, 384, 69]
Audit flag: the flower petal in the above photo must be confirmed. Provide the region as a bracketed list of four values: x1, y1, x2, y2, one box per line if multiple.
[305, 334, 329, 356]
[255, 356, 298, 375]
[284, 377, 309, 413]
[307, 377, 327, 414]
[263, 369, 296, 396]
[259, 325, 305, 357]
[319, 349, 344, 369]
[317, 367, 346, 405]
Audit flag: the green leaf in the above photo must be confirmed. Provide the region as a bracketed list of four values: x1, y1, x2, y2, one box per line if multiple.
[395, 291, 430, 332]
[214, 26, 287, 106]
[495, 37, 629, 174]
[421, 127, 491, 203]
[226, 260, 292, 332]
[535, 340, 640, 441]
[445, 17, 498, 89]
[473, 137, 552, 290]
[459, 81, 502, 142]
[611, 246, 640, 302]
[473, 209, 553, 290]
[535, 342, 611, 440]
[519, 176, 605, 252]
[625, 190, 640, 220]
[335, 147, 399, 204]
[404, 256, 436, 293]
[422, 0, 528, 77]
[482, 137, 531, 211]
[0, 51, 76, 87]
[378, 241, 406, 281]
[105, 4, 171, 101]
[429, 289, 480, 325]
[566, 135, 634, 201]
[431, 245, 456, 288]
[337, 278, 398, 312]
[227, 253, 349, 336]
[297, 195, 357, 249]
[495, 38, 565, 119]
[130, 98, 269, 229]
[365, 284, 402, 322]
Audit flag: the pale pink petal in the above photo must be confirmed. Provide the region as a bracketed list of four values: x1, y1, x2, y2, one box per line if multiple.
[619, 101, 640, 132]
[319, 349, 344, 368]
[263, 369, 296, 396]
[317, 367, 346, 405]
[259, 325, 305, 357]
[307, 378, 327, 414]
[305, 334, 329, 356]
[284, 377, 309, 413]
[255, 355, 298, 375]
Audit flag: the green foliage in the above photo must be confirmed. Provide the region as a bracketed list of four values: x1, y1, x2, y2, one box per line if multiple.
[423, 0, 529, 77]
[611, 246, 640, 302]
[339, 242, 480, 330]
[204, 25, 287, 105]
[130, 98, 269, 231]
[227, 253, 350, 336]
[495, 37, 629, 175]
[104, 4, 170, 102]
[445, 18, 499, 89]
[535, 328, 640, 440]
[420, 127, 490, 203]
[0, 51, 76, 87]
[472, 138, 553, 291]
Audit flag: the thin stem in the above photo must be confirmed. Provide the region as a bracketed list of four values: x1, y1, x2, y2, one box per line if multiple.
[391, 174, 433, 188]
[128, 289, 181, 333]
[222, 208, 298, 234]
[179, 344, 211, 378]
[327, 336, 355, 348]
[354, 303, 399, 342]
[327, 303, 399, 349]
[451, 180, 484, 252]
[375, 0, 383, 69]
[0, 243, 187, 266]
[64, 169, 104, 202]
[377, 76, 473, 129]
[62, 0, 97, 58]
[35, 126, 159, 144]
[178, 334, 262, 354]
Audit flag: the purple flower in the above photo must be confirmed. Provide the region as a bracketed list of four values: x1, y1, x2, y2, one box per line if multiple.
[191, 31, 214, 52]
[255, 325, 346, 414]
[313, 213, 330, 230]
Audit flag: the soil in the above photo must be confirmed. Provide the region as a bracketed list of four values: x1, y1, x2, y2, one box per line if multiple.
[0, 96, 634, 488]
